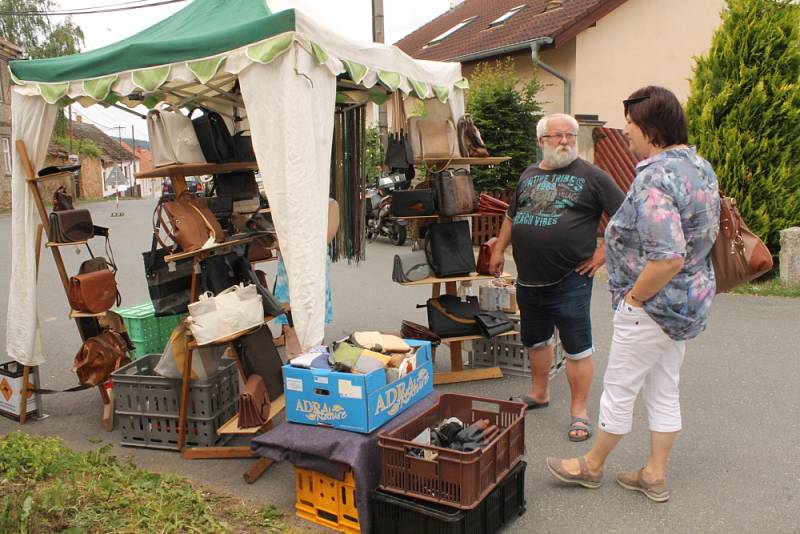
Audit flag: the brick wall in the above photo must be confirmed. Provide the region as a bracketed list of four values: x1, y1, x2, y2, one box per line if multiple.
[78, 158, 104, 198]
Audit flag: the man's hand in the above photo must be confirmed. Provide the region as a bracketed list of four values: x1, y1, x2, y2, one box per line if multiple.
[488, 249, 505, 277]
[575, 245, 605, 277]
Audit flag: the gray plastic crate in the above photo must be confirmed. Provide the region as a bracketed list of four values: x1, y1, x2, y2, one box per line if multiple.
[111, 353, 239, 450]
[469, 331, 566, 378]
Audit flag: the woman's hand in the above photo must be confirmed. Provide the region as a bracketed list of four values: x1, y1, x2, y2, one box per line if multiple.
[624, 292, 644, 308]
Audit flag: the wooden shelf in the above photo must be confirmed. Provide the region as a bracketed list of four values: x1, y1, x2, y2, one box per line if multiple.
[135, 161, 258, 179]
[46, 240, 88, 248]
[69, 310, 107, 318]
[398, 272, 512, 286]
[414, 157, 511, 166]
[217, 395, 285, 435]
[434, 367, 503, 385]
[441, 330, 517, 344]
[164, 236, 254, 263]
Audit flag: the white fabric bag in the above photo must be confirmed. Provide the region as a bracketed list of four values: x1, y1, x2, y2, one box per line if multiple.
[154, 323, 226, 380]
[186, 284, 263, 345]
[147, 108, 207, 167]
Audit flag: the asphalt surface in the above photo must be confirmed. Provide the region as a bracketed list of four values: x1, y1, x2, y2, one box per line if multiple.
[1, 198, 798, 533]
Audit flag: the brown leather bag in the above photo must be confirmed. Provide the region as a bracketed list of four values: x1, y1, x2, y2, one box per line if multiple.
[68, 270, 118, 313]
[156, 191, 224, 252]
[53, 186, 74, 211]
[476, 237, 497, 275]
[457, 114, 490, 158]
[433, 168, 477, 216]
[71, 330, 131, 386]
[48, 209, 94, 242]
[711, 195, 773, 293]
[400, 320, 441, 347]
[238, 374, 270, 428]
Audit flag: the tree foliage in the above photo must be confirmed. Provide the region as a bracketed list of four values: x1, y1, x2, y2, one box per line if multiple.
[465, 58, 542, 191]
[686, 0, 800, 254]
[0, 0, 84, 58]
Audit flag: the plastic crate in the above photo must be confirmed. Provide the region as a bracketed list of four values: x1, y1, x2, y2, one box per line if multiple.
[371, 461, 526, 534]
[469, 331, 566, 378]
[117, 303, 185, 360]
[295, 467, 360, 534]
[379, 393, 525, 509]
[111, 353, 238, 450]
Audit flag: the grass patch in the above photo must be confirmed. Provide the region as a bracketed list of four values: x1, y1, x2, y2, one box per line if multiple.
[0, 432, 304, 534]
[730, 273, 800, 297]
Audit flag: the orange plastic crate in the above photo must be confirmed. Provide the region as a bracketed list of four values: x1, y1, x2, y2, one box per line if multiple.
[295, 467, 360, 534]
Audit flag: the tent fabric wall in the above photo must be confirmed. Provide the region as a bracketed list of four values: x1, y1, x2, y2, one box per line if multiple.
[6, 92, 58, 366]
[239, 46, 336, 349]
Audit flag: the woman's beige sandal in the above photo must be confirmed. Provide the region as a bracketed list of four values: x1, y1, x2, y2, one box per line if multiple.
[616, 469, 670, 502]
[546, 457, 603, 489]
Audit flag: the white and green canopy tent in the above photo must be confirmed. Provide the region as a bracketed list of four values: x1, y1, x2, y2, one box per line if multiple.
[7, 0, 467, 367]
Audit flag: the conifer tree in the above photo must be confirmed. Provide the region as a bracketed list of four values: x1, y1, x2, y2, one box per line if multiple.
[686, 0, 800, 254]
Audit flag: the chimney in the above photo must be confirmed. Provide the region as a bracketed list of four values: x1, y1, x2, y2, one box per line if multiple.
[449, 0, 464, 9]
[76, 115, 83, 123]
[546, 0, 564, 10]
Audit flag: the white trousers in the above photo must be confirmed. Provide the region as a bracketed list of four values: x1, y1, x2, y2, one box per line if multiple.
[598, 302, 686, 435]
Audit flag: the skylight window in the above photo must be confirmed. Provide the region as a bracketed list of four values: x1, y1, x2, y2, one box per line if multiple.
[428, 16, 478, 45]
[489, 4, 526, 27]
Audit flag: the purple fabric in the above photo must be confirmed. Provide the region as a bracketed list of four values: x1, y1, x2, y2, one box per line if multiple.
[251, 391, 439, 533]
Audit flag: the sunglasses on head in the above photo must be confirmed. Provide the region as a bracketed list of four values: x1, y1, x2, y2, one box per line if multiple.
[623, 95, 650, 106]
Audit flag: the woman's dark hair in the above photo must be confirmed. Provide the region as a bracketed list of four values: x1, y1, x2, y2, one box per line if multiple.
[623, 86, 688, 148]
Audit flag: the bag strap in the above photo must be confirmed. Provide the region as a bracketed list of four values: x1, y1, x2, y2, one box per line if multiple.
[428, 298, 478, 325]
[30, 384, 92, 394]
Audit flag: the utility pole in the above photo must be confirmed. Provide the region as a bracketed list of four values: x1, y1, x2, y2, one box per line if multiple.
[372, 0, 389, 157]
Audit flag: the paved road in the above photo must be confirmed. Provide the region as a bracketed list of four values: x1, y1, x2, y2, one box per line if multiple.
[1, 198, 798, 533]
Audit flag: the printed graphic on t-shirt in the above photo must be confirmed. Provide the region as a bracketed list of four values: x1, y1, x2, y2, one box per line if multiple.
[513, 174, 586, 227]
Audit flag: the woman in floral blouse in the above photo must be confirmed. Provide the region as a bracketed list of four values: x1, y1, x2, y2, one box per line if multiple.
[546, 86, 720, 502]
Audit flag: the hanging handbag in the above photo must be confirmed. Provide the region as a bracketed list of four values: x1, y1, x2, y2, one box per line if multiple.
[235, 325, 284, 401]
[408, 117, 460, 161]
[142, 232, 194, 316]
[191, 107, 236, 163]
[71, 329, 131, 386]
[475, 310, 514, 338]
[233, 132, 256, 162]
[156, 192, 225, 252]
[425, 220, 476, 277]
[48, 209, 94, 242]
[392, 250, 432, 283]
[400, 320, 441, 347]
[154, 324, 225, 380]
[391, 189, 435, 217]
[385, 129, 412, 170]
[53, 185, 74, 211]
[711, 195, 773, 293]
[457, 114, 490, 158]
[433, 168, 477, 216]
[68, 269, 118, 314]
[422, 295, 481, 338]
[238, 375, 270, 428]
[200, 252, 285, 318]
[147, 108, 207, 167]
[214, 171, 259, 201]
[186, 284, 264, 345]
[476, 237, 498, 276]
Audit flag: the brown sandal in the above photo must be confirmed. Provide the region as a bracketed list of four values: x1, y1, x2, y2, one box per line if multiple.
[546, 456, 603, 489]
[616, 469, 670, 502]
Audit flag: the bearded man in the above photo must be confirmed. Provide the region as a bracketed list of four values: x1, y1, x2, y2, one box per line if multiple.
[489, 113, 624, 442]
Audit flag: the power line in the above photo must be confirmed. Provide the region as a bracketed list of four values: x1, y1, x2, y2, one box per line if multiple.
[0, 0, 188, 16]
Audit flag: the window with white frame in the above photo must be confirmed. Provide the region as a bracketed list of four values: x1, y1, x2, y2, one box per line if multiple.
[489, 5, 527, 27]
[427, 16, 478, 46]
[2, 137, 11, 175]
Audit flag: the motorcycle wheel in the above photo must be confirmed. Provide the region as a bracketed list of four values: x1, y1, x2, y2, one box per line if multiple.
[391, 225, 407, 246]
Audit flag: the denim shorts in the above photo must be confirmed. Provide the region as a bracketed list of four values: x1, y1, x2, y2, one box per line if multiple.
[517, 271, 594, 359]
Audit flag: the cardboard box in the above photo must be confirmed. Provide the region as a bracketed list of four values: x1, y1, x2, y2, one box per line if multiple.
[479, 280, 518, 314]
[283, 339, 433, 434]
[0, 361, 37, 421]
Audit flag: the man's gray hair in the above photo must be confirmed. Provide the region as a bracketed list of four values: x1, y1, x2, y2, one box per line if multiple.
[536, 113, 580, 140]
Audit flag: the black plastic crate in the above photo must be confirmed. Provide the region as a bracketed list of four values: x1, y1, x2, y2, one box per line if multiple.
[371, 461, 526, 534]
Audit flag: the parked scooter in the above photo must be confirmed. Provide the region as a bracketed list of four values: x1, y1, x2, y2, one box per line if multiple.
[365, 174, 408, 246]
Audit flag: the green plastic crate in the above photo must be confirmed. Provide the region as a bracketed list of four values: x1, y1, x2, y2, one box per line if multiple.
[118, 302, 185, 360]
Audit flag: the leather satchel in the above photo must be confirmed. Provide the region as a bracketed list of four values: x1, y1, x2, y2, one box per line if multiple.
[238, 375, 270, 428]
[68, 269, 118, 314]
[214, 171, 259, 201]
[408, 117, 459, 161]
[711, 195, 773, 293]
[72, 329, 130, 386]
[457, 114, 490, 158]
[48, 209, 94, 242]
[156, 192, 224, 252]
[476, 237, 498, 276]
[426, 220, 476, 277]
[475, 310, 514, 338]
[192, 107, 236, 163]
[53, 186, 74, 211]
[433, 168, 477, 216]
[392, 250, 432, 283]
[400, 320, 441, 347]
[424, 295, 481, 338]
[391, 189, 435, 217]
[235, 325, 284, 401]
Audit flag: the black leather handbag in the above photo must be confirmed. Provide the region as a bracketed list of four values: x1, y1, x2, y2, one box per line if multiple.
[423, 295, 480, 338]
[425, 220, 476, 277]
[233, 132, 256, 162]
[200, 252, 285, 318]
[214, 171, 259, 201]
[391, 189, 435, 217]
[142, 235, 193, 316]
[475, 310, 515, 338]
[235, 325, 284, 401]
[192, 108, 236, 163]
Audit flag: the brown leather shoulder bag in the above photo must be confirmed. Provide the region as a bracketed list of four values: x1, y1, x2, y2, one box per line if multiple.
[156, 191, 225, 252]
[68, 270, 118, 313]
[72, 330, 131, 386]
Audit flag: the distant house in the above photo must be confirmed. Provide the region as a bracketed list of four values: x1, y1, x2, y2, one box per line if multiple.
[0, 38, 23, 208]
[67, 118, 138, 198]
[395, 0, 724, 129]
[121, 141, 159, 197]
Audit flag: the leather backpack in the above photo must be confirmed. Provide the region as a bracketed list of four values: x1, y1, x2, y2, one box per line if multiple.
[457, 114, 490, 158]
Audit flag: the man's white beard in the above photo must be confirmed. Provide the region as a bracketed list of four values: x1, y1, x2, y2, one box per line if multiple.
[542, 145, 578, 169]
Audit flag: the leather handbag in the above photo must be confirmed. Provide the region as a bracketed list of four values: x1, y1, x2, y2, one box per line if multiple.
[391, 189, 435, 217]
[192, 107, 236, 163]
[423, 295, 481, 338]
[392, 250, 432, 283]
[400, 320, 441, 347]
[207, 196, 234, 228]
[385, 129, 413, 170]
[72, 329, 131, 386]
[478, 193, 509, 215]
[147, 108, 207, 167]
[426, 220, 476, 277]
[476, 237, 498, 276]
[233, 132, 256, 162]
[53, 186, 74, 211]
[238, 375, 270, 428]
[475, 310, 514, 338]
[457, 114, 490, 158]
[214, 171, 259, 201]
[433, 168, 477, 216]
[235, 325, 284, 401]
[186, 284, 264, 345]
[154, 324, 225, 380]
[711, 195, 773, 293]
[408, 117, 459, 161]
[142, 233, 193, 316]
[156, 192, 224, 252]
[68, 269, 118, 314]
[48, 209, 94, 242]
[200, 252, 285, 317]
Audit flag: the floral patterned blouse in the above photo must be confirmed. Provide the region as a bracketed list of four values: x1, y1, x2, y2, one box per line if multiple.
[605, 147, 720, 341]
